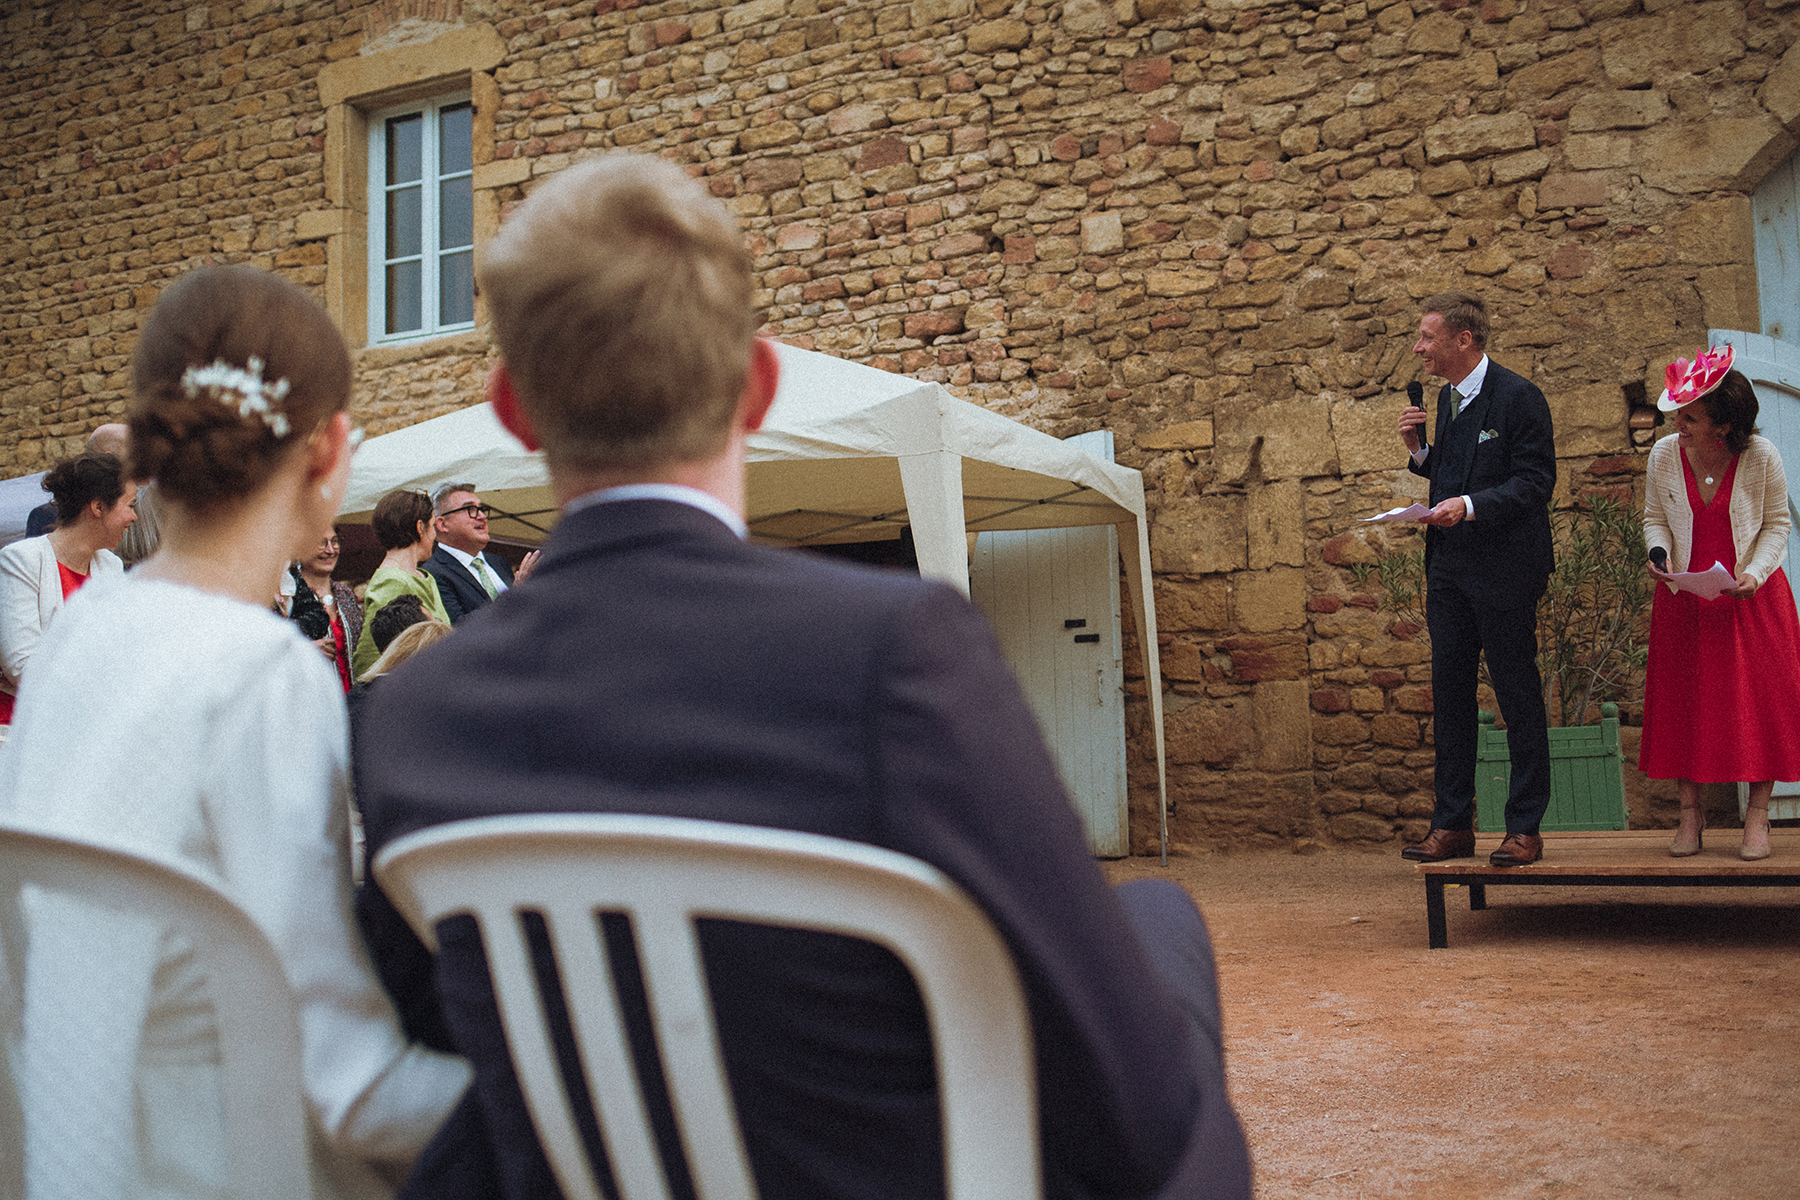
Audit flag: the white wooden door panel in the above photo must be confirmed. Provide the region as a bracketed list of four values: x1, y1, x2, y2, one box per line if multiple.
[969, 431, 1129, 857]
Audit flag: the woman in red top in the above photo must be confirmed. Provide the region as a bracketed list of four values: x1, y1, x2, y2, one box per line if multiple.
[0, 451, 137, 723]
[1641, 349, 1800, 860]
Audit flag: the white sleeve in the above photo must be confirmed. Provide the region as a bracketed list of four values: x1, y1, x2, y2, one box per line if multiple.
[204, 639, 469, 1163]
[0, 543, 46, 691]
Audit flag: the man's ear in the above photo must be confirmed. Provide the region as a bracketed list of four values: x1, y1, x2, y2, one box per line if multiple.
[737, 337, 780, 434]
[488, 364, 541, 452]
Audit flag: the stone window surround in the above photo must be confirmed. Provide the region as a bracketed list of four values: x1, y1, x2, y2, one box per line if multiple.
[309, 24, 520, 361]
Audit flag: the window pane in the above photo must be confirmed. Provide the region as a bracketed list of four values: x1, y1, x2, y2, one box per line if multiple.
[439, 102, 473, 176]
[387, 185, 422, 258]
[386, 114, 422, 184]
[439, 175, 473, 250]
[440, 251, 474, 326]
[386, 261, 421, 334]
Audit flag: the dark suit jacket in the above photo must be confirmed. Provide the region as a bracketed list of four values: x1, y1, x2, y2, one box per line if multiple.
[1407, 358, 1556, 610]
[421, 545, 516, 624]
[356, 499, 1215, 1200]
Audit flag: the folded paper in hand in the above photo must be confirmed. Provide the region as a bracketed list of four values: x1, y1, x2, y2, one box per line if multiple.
[1663, 562, 1737, 601]
[1361, 503, 1432, 523]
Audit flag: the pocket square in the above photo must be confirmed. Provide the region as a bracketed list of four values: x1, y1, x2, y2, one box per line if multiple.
[1478, 428, 1499, 443]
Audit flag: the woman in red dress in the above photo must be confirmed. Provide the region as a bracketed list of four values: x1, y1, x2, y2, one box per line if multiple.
[1640, 348, 1800, 860]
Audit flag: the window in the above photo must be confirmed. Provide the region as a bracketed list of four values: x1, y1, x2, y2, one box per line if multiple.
[368, 94, 475, 344]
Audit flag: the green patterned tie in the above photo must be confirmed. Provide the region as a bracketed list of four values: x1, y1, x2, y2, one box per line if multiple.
[471, 555, 499, 600]
[1445, 386, 1463, 432]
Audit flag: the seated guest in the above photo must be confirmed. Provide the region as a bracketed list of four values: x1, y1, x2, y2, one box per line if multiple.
[352, 490, 450, 679]
[356, 155, 1250, 1200]
[0, 451, 136, 725]
[421, 482, 538, 623]
[347, 596, 432, 723]
[0, 263, 470, 1196]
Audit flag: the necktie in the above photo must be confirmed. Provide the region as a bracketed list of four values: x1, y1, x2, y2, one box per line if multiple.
[1445, 386, 1463, 431]
[471, 555, 498, 599]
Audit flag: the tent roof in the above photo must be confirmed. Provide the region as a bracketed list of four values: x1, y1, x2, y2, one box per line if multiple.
[340, 343, 1144, 546]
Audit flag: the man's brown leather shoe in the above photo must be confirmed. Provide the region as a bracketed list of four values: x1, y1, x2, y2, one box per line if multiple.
[1489, 832, 1543, 867]
[1400, 828, 1476, 862]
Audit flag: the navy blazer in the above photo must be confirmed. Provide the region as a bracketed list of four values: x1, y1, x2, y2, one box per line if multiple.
[421, 545, 516, 624]
[356, 499, 1228, 1200]
[1406, 358, 1556, 611]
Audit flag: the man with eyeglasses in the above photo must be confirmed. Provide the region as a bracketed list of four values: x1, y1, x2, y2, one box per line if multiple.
[421, 481, 537, 623]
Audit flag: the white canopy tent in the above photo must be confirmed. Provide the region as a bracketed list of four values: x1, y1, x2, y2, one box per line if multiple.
[0, 472, 48, 546]
[341, 343, 1170, 854]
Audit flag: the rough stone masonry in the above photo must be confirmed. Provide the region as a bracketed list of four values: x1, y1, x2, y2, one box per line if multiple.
[6, 0, 1799, 851]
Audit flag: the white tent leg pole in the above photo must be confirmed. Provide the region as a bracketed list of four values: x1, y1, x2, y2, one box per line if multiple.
[1119, 517, 1167, 866]
[898, 451, 970, 596]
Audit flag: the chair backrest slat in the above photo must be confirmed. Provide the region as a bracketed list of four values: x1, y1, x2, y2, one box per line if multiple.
[375, 813, 1041, 1200]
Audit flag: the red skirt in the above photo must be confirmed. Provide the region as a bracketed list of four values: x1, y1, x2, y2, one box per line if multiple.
[1640, 567, 1800, 782]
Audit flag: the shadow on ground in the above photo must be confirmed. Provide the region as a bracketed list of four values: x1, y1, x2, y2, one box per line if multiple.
[1105, 849, 1800, 1200]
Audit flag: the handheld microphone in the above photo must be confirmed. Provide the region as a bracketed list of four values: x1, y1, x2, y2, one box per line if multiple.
[1406, 380, 1423, 409]
[1649, 547, 1668, 571]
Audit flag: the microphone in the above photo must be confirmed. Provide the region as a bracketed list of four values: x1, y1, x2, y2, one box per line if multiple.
[1406, 380, 1423, 408]
[1649, 547, 1668, 571]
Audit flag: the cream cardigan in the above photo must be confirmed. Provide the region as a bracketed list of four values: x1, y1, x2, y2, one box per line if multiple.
[1643, 432, 1792, 590]
[0, 534, 124, 697]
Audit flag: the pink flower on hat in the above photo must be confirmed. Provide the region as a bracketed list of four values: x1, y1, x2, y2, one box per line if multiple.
[1657, 345, 1734, 412]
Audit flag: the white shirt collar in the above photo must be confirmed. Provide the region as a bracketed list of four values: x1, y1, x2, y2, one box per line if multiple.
[561, 483, 748, 539]
[436, 542, 487, 571]
[1452, 355, 1489, 407]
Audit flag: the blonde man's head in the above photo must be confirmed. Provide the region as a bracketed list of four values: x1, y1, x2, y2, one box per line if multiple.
[478, 154, 758, 472]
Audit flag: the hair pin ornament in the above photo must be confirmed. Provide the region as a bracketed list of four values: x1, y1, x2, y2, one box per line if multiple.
[180, 356, 293, 437]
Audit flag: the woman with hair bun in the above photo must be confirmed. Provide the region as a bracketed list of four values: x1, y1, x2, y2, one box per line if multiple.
[0, 449, 136, 724]
[1641, 347, 1800, 861]
[0, 265, 470, 1197]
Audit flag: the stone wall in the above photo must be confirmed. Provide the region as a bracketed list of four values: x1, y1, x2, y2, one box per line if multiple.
[6, 0, 1798, 852]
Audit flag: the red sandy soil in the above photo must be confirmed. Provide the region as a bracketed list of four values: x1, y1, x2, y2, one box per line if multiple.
[1105, 846, 1800, 1200]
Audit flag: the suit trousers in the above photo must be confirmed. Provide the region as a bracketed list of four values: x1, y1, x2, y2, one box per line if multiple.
[1112, 880, 1252, 1200]
[1425, 569, 1551, 834]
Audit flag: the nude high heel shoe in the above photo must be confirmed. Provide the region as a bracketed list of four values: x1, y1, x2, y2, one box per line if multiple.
[1741, 802, 1772, 861]
[1669, 803, 1703, 857]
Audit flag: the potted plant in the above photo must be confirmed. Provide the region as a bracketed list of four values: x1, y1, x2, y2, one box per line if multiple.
[1352, 493, 1651, 831]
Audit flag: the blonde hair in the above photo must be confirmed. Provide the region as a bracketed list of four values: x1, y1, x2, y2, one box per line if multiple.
[360, 618, 452, 682]
[476, 154, 758, 472]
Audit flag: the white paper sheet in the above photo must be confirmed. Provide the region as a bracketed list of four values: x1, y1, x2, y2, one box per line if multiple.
[1360, 503, 1432, 523]
[1661, 562, 1738, 600]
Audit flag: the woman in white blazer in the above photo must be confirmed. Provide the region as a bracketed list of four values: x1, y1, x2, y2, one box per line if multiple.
[1641, 351, 1800, 861]
[0, 451, 134, 722]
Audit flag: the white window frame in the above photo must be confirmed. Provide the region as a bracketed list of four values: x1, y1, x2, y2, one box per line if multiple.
[367, 92, 475, 346]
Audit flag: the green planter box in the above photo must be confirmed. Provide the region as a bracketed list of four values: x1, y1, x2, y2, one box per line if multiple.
[1474, 703, 1629, 832]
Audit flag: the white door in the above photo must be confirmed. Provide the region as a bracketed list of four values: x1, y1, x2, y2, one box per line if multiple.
[968, 431, 1129, 857]
[1752, 155, 1800, 344]
[1710, 330, 1800, 818]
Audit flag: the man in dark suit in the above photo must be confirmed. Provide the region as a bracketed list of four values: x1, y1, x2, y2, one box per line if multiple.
[354, 154, 1249, 1200]
[1397, 291, 1557, 867]
[420, 482, 537, 623]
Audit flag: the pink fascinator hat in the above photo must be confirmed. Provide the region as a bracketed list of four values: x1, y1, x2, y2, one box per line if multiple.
[1657, 345, 1733, 412]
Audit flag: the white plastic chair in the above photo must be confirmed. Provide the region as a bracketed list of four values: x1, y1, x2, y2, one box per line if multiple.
[0, 821, 312, 1200]
[373, 813, 1040, 1200]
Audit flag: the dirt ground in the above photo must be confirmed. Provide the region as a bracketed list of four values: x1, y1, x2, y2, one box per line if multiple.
[1104, 846, 1800, 1200]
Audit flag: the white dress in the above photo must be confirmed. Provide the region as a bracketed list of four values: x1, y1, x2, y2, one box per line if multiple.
[0, 575, 471, 1199]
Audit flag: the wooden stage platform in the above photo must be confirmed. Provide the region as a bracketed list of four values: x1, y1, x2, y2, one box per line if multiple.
[1413, 829, 1800, 948]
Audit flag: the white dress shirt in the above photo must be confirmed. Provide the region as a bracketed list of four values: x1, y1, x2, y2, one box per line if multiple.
[437, 541, 509, 593]
[1410, 354, 1487, 520]
[564, 482, 749, 539]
